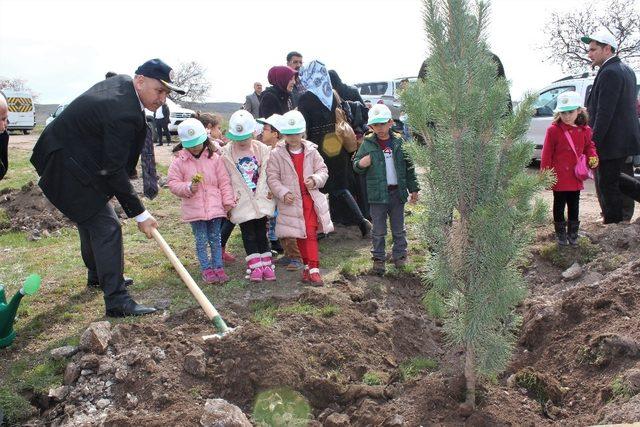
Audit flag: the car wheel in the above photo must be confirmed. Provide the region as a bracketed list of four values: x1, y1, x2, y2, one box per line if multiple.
[23, 130, 30, 135]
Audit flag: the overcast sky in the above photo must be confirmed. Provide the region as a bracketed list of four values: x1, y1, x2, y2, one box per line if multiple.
[0, 0, 631, 105]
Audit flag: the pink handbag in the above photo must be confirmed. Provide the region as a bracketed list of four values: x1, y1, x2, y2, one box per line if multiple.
[563, 129, 593, 181]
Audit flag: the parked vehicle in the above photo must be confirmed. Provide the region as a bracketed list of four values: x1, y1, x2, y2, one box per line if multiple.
[527, 71, 640, 161]
[45, 104, 67, 127]
[1, 90, 35, 134]
[355, 77, 417, 119]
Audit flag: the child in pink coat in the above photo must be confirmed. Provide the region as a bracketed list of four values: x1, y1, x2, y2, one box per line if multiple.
[266, 110, 334, 284]
[540, 91, 598, 246]
[167, 119, 235, 283]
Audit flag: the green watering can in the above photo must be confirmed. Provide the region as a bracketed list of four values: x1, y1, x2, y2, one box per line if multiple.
[0, 274, 41, 348]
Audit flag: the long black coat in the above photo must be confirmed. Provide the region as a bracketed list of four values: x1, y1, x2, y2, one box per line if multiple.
[31, 75, 147, 223]
[0, 131, 7, 180]
[586, 56, 640, 161]
[258, 86, 290, 118]
[298, 91, 352, 193]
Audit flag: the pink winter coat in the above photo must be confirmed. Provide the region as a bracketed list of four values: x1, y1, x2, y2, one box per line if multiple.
[266, 140, 334, 238]
[167, 149, 235, 222]
[540, 122, 598, 191]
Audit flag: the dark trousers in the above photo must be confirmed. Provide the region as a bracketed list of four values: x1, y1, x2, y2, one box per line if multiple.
[369, 189, 407, 261]
[552, 191, 580, 222]
[595, 157, 635, 223]
[239, 217, 269, 255]
[77, 204, 129, 310]
[221, 218, 235, 247]
[155, 119, 171, 145]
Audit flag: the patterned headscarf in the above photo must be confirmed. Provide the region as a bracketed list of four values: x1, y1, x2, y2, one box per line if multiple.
[299, 60, 334, 111]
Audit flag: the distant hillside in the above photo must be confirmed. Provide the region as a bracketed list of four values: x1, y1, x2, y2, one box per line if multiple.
[34, 102, 242, 125]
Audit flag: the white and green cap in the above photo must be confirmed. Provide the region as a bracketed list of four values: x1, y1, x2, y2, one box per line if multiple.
[554, 91, 582, 113]
[177, 118, 208, 148]
[226, 110, 257, 141]
[280, 110, 306, 135]
[367, 104, 392, 125]
[581, 30, 618, 50]
[257, 114, 285, 132]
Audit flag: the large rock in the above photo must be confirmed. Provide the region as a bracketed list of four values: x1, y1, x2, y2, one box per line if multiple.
[64, 362, 81, 385]
[79, 321, 112, 354]
[324, 413, 350, 427]
[200, 398, 251, 427]
[184, 347, 207, 378]
[561, 262, 583, 280]
[50, 345, 79, 360]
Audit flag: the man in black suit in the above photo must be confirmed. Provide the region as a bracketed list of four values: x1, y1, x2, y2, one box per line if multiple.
[31, 59, 185, 317]
[0, 94, 8, 181]
[154, 103, 171, 146]
[583, 31, 640, 224]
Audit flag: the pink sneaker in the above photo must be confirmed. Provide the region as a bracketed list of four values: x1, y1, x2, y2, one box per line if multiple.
[201, 268, 218, 284]
[246, 254, 262, 282]
[222, 247, 236, 263]
[261, 252, 276, 281]
[214, 268, 229, 283]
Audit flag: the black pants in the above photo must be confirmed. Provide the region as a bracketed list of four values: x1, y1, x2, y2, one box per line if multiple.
[553, 191, 580, 222]
[155, 120, 171, 145]
[221, 218, 235, 247]
[595, 157, 635, 223]
[77, 204, 130, 310]
[239, 217, 269, 255]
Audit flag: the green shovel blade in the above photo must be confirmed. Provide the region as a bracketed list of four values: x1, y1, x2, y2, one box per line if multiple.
[22, 274, 41, 296]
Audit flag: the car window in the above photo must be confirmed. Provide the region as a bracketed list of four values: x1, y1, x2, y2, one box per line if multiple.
[356, 82, 389, 96]
[534, 86, 575, 117]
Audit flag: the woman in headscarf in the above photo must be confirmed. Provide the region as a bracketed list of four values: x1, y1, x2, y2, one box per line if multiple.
[298, 60, 371, 238]
[329, 70, 364, 104]
[259, 66, 297, 119]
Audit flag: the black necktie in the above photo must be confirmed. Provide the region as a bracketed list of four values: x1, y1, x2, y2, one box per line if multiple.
[140, 125, 159, 199]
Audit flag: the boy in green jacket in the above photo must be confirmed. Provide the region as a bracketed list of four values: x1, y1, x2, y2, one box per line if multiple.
[353, 104, 419, 275]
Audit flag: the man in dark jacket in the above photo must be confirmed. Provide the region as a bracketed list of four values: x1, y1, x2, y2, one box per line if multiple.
[583, 31, 640, 223]
[286, 51, 304, 108]
[30, 59, 185, 317]
[154, 102, 171, 146]
[0, 94, 8, 180]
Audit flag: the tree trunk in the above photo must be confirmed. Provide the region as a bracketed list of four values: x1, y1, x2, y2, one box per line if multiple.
[464, 343, 476, 408]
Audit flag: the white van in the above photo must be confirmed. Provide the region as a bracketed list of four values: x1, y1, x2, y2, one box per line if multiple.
[355, 77, 417, 119]
[528, 71, 640, 160]
[1, 90, 36, 134]
[145, 98, 195, 134]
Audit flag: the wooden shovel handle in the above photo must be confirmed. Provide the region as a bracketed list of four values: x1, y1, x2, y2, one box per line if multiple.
[151, 228, 219, 320]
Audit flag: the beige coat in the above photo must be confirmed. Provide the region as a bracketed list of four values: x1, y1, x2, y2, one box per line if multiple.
[266, 140, 334, 238]
[221, 140, 275, 224]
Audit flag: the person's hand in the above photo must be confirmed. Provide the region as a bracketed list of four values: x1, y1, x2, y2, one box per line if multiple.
[284, 192, 295, 205]
[588, 156, 599, 168]
[409, 192, 419, 204]
[267, 191, 273, 200]
[359, 154, 372, 168]
[224, 204, 234, 212]
[190, 182, 199, 193]
[304, 177, 316, 190]
[138, 216, 158, 239]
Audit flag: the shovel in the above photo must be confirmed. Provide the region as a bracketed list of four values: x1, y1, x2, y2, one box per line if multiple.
[151, 228, 233, 340]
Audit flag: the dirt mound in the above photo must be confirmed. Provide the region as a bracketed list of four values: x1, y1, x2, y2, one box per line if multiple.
[0, 181, 71, 234]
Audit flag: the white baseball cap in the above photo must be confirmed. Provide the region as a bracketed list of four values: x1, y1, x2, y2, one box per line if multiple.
[279, 110, 306, 135]
[177, 118, 207, 148]
[256, 114, 285, 133]
[367, 104, 392, 125]
[226, 110, 257, 141]
[581, 30, 618, 50]
[554, 91, 583, 113]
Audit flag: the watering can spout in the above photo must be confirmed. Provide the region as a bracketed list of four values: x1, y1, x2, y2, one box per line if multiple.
[0, 274, 41, 348]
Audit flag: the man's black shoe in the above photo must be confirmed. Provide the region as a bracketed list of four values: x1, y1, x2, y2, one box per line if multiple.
[87, 277, 134, 289]
[105, 300, 157, 317]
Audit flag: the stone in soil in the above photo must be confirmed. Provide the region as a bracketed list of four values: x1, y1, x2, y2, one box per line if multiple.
[50, 345, 78, 360]
[79, 321, 112, 354]
[561, 262, 583, 280]
[184, 347, 206, 377]
[324, 412, 350, 427]
[200, 398, 251, 427]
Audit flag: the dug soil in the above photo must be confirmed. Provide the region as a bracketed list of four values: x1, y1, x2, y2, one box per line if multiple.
[24, 219, 640, 426]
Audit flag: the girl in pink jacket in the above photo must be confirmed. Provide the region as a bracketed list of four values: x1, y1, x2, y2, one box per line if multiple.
[266, 110, 334, 285]
[167, 119, 235, 284]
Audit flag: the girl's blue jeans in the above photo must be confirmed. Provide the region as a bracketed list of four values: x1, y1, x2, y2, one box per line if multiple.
[190, 218, 223, 270]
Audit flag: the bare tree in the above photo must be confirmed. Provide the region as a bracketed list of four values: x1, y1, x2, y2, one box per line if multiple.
[0, 77, 39, 101]
[541, 0, 640, 72]
[168, 61, 211, 103]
